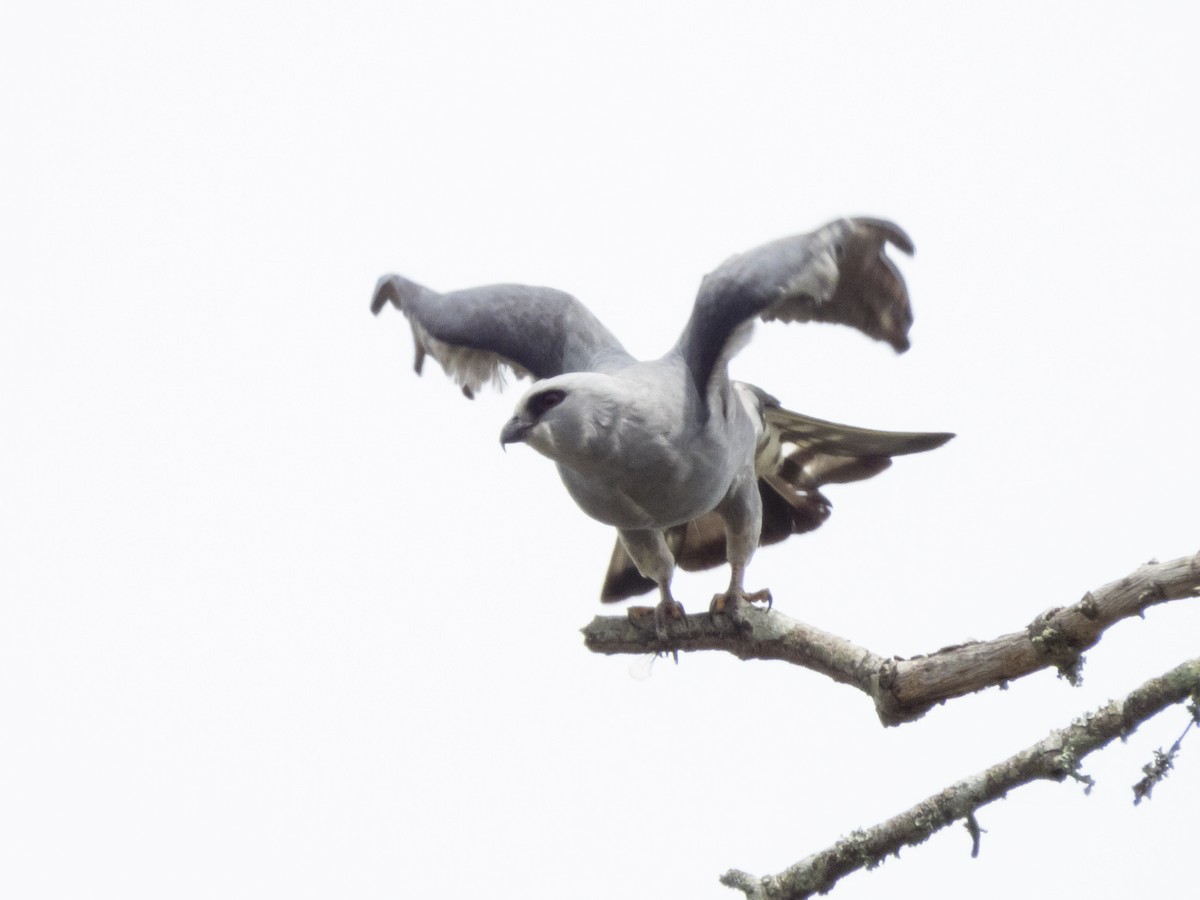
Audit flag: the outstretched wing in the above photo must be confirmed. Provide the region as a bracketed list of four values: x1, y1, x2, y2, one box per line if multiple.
[372, 275, 634, 398]
[599, 400, 953, 602]
[675, 217, 916, 398]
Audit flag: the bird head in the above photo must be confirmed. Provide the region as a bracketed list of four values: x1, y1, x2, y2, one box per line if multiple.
[499, 373, 620, 465]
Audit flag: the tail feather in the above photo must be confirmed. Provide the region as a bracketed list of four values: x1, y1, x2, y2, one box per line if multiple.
[765, 405, 954, 458]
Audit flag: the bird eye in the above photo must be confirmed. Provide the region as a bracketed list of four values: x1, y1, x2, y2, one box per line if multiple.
[532, 389, 566, 415]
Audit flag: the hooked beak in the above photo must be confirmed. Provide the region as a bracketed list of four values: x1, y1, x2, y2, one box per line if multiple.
[499, 415, 533, 449]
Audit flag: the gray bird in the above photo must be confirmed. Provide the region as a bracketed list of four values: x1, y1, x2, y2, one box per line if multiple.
[372, 218, 952, 640]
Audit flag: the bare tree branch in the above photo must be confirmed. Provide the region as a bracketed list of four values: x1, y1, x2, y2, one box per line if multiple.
[582, 552, 1200, 725]
[719, 655, 1200, 900]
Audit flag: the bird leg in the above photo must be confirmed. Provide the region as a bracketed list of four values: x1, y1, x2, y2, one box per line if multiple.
[619, 528, 688, 653]
[709, 477, 772, 619]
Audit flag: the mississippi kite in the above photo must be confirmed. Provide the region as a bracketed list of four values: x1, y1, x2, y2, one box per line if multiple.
[372, 218, 952, 639]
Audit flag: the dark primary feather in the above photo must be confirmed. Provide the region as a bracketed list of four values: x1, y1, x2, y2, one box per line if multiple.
[675, 218, 916, 399]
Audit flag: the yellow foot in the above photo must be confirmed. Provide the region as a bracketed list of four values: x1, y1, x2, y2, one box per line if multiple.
[709, 587, 773, 617]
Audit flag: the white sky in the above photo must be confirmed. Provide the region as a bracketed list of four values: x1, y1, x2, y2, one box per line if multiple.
[3, 2, 1198, 898]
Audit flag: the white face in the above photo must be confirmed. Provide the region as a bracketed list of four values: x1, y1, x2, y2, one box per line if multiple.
[504, 373, 620, 465]
[515, 386, 567, 458]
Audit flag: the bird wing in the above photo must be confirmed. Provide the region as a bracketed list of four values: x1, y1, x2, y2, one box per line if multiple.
[372, 275, 634, 398]
[599, 399, 953, 602]
[674, 217, 916, 399]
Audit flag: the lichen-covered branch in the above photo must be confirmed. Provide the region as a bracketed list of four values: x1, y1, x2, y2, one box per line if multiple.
[719, 656, 1200, 900]
[581, 552, 1200, 725]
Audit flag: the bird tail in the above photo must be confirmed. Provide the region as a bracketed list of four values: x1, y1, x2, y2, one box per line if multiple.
[763, 404, 954, 460]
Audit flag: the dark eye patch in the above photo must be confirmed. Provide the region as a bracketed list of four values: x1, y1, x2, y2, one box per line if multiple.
[529, 388, 566, 416]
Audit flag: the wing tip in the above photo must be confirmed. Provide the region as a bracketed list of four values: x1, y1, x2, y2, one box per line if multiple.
[372, 273, 437, 316]
[852, 217, 916, 256]
[371, 274, 397, 315]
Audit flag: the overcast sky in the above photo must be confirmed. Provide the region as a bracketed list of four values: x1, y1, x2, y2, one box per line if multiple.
[3, 2, 1198, 898]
